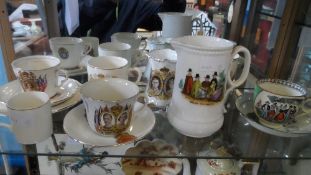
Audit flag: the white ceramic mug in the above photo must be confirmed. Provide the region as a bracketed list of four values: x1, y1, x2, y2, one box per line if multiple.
[158, 12, 193, 38]
[167, 36, 251, 138]
[49, 37, 92, 69]
[3, 92, 52, 144]
[81, 37, 99, 57]
[11, 55, 68, 98]
[145, 49, 177, 107]
[98, 42, 132, 66]
[80, 78, 140, 135]
[87, 56, 142, 82]
[111, 32, 146, 50]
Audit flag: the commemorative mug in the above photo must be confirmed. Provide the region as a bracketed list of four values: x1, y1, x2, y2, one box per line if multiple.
[4, 92, 52, 144]
[167, 36, 251, 138]
[80, 78, 140, 135]
[111, 32, 146, 50]
[98, 42, 132, 66]
[81, 37, 99, 57]
[11, 55, 68, 98]
[87, 56, 142, 82]
[49, 37, 92, 69]
[145, 49, 177, 107]
[253, 79, 311, 128]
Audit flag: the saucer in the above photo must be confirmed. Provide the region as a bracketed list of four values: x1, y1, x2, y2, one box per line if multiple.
[50, 77, 80, 106]
[63, 103, 155, 147]
[0, 78, 81, 115]
[235, 91, 311, 137]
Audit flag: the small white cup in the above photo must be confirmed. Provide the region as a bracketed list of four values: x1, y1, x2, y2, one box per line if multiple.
[80, 78, 140, 135]
[81, 37, 99, 57]
[6, 92, 52, 144]
[11, 55, 68, 98]
[49, 37, 92, 69]
[98, 42, 132, 66]
[111, 32, 146, 50]
[87, 56, 142, 82]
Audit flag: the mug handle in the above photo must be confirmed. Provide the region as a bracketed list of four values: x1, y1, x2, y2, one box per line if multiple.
[182, 159, 191, 175]
[139, 39, 147, 50]
[224, 45, 251, 102]
[129, 67, 142, 83]
[82, 42, 93, 56]
[56, 69, 69, 87]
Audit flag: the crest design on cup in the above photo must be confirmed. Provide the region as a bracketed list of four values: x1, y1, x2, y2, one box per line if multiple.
[148, 67, 175, 100]
[179, 68, 225, 105]
[58, 47, 69, 59]
[18, 71, 48, 92]
[94, 103, 133, 134]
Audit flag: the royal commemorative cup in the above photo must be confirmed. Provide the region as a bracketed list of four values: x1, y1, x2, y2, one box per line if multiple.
[11, 55, 68, 98]
[80, 78, 140, 135]
[98, 42, 132, 66]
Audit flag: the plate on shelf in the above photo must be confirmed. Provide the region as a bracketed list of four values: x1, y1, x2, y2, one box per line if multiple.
[235, 91, 311, 137]
[63, 103, 155, 147]
[0, 77, 81, 115]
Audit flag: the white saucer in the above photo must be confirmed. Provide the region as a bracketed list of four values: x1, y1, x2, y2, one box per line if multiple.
[0, 78, 81, 115]
[63, 103, 155, 147]
[235, 91, 311, 137]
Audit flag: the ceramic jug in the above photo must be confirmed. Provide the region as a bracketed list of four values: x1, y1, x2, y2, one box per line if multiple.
[158, 12, 193, 38]
[167, 36, 251, 138]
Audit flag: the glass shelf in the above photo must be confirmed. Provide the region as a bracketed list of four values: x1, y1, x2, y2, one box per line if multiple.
[0, 89, 310, 161]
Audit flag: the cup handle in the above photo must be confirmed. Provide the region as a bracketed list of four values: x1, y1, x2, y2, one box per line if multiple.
[140, 39, 147, 50]
[238, 160, 260, 175]
[82, 42, 93, 56]
[0, 103, 9, 117]
[56, 69, 69, 87]
[224, 45, 251, 102]
[129, 67, 142, 83]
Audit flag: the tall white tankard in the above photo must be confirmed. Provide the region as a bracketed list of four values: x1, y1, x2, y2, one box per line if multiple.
[167, 36, 251, 138]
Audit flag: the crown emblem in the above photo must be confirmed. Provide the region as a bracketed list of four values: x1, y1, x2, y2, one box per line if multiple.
[111, 103, 123, 117]
[18, 71, 39, 91]
[160, 67, 170, 73]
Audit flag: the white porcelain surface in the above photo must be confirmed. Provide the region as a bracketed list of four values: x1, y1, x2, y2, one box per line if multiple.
[146, 49, 177, 107]
[7, 91, 52, 144]
[158, 12, 193, 38]
[80, 78, 140, 135]
[167, 36, 251, 138]
[49, 37, 91, 69]
[0, 77, 81, 115]
[11, 55, 65, 97]
[98, 42, 132, 66]
[87, 56, 128, 81]
[50, 77, 80, 106]
[63, 103, 155, 146]
[196, 159, 241, 175]
[236, 92, 310, 137]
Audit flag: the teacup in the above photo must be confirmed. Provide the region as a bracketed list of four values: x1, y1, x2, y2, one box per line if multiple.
[111, 32, 146, 50]
[87, 56, 142, 82]
[253, 79, 311, 127]
[81, 37, 99, 57]
[80, 78, 140, 135]
[98, 42, 132, 66]
[11, 55, 68, 97]
[49, 37, 92, 69]
[5, 92, 52, 144]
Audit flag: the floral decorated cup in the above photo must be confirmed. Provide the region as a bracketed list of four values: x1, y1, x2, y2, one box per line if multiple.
[80, 78, 140, 136]
[253, 79, 311, 128]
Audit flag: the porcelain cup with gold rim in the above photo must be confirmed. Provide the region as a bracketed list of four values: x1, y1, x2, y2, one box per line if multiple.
[11, 55, 68, 98]
[4, 91, 52, 144]
[253, 79, 311, 128]
[98, 42, 132, 66]
[49, 37, 92, 69]
[86, 56, 142, 82]
[80, 78, 140, 136]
